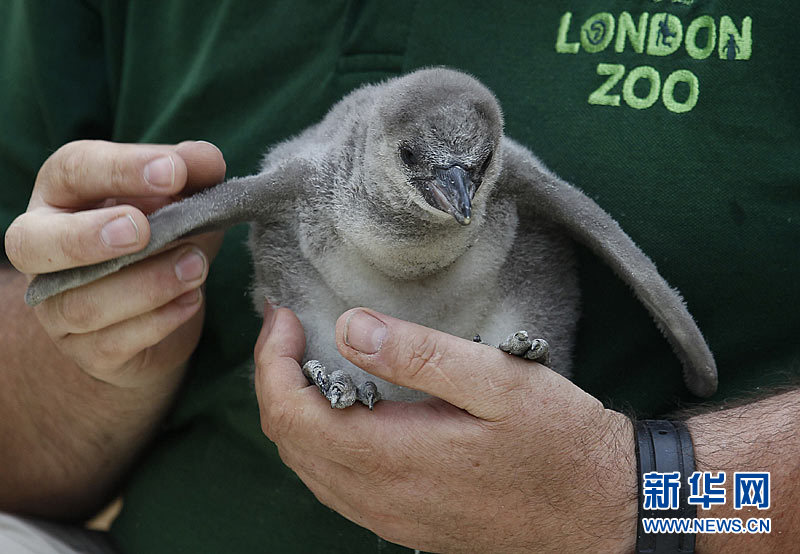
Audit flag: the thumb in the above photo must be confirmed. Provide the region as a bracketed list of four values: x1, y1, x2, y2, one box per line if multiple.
[335, 308, 534, 420]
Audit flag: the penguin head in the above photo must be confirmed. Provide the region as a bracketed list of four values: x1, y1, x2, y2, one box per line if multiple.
[334, 68, 506, 279]
[367, 68, 504, 228]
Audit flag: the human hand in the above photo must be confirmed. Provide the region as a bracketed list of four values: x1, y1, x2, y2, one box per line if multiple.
[255, 304, 638, 553]
[4, 140, 226, 389]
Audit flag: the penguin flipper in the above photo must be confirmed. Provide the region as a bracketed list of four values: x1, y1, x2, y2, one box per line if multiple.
[496, 137, 717, 397]
[25, 160, 311, 306]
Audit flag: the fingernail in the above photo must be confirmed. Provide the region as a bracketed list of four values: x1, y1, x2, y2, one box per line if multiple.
[195, 140, 223, 156]
[143, 156, 175, 188]
[174, 248, 206, 282]
[344, 310, 386, 354]
[176, 288, 201, 306]
[101, 215, 139, 247]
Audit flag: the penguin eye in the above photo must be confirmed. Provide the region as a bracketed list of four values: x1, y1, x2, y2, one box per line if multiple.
[399, 145, 418, 166]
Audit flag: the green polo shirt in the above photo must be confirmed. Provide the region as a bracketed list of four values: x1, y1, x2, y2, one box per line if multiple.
[1, 1, 798, 552]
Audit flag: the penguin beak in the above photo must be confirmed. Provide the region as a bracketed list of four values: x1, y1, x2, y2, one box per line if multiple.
[431, 165, 474, 225]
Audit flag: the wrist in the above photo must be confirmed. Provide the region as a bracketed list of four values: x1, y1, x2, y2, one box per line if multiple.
[601, 410, 639, 552]
[561, 409, 638, 552]
[0, 271, 187, 517]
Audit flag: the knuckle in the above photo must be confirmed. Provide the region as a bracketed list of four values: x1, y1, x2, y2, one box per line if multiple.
[68, 343, 113, 376]
[3, 218, 27, 269]
[273, 444, 296, 469]
[53, 326, 155, 385]
[33, 302, 64, 340]
[57, 220, 97, 265]
[114, 347, 152, 383]
[264, 399, 298, 441]
[81, 355, 112, 378]
[52, 142, 92, 198]
[107, 154, 129, 194]
[259, 401, 275, 439]
[86, 344, 149, 385]
[54, 288, 101, 332]
[91, 329, 127, 365]
[259, 411, 273, 440]
[397, 332, 448, 382]
[306, 482, 338, 512]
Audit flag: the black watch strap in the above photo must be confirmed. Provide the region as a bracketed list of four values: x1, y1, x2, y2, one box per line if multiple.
[634, 419, 697, 554]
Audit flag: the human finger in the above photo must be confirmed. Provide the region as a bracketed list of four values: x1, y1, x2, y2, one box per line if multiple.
[5, 206, 150, 273]
[253, 303, 309, 400]
[90, 140, 226, 213]
[335, 308, 538, 421]
[254, 307, 481, 463]
[252, 304, 383, 455]
[263, 383, 470, 473]
[32, 140, 191, 208]
[174, 140, 227, 192]
[7, 140, 227, 274]
[55, 287, 205, 386]
[35, 244, 209, 336]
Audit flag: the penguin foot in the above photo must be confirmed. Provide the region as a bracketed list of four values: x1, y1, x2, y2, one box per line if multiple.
[356, 381, 381, 411]
[302, 360, 381, 410]
[498, 331, 550, 366]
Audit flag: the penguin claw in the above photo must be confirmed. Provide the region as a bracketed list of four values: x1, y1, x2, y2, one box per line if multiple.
[357, 381, 381, 410]
[499, 330, 532, 355]
[325, 370, 357, 409]
[301, 360, 380, 410]
[524, 338, 550, 365]
[302, 360, 329, 391]
[498, 331, 550, 366]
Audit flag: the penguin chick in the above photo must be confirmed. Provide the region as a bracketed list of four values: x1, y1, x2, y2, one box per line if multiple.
[25, 68, 718, 403]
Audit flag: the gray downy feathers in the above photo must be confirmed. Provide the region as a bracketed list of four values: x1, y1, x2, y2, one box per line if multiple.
[25, 68, 718, 399]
